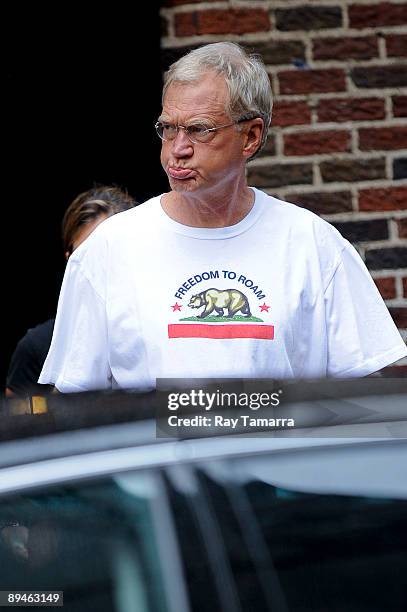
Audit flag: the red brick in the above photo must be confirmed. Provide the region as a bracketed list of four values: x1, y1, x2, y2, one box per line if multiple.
[359, 126, 407, 151]
[273, 101, 311, 127]
[398, 219, 407, 239]
[318, 97, 385, 123]
[386, 34, 407, 57]
[313, 36, 378, 60]
[389, 307, 407, 328]
[284, 130, 351, 156]
[175, 9, 271, 37]
[286, 191, 352, 215]
[403, 277, 407, 298]
[278, 69, 346, 95]
[349, 3, 407, 28]
[374, 277, 397, 299]
[393, 96, 407, 118]
[359, 187, 407, 211]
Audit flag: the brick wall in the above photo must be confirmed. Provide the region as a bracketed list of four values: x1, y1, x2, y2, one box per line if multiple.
[160, 0, 407, 373]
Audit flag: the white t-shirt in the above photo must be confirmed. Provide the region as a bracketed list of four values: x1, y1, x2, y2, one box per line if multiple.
[39, 189, 407, 391]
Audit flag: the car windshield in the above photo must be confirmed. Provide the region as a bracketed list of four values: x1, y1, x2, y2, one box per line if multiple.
[177, 452, 407, 612]
[0, 473, 170, 612]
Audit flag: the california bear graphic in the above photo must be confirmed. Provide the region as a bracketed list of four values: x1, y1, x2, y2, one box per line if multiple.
[188, 288, 252, 319]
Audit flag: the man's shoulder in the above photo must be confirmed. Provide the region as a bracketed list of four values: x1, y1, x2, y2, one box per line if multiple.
[98, 195, 162, 233]
[254, 189, 349, 271]
[70, 196, 163, 263]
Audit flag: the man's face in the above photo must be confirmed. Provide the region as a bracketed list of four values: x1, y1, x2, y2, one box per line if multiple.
[159, 72, 247, 197]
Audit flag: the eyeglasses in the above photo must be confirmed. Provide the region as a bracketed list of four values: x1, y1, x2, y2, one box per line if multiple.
[155, 117, 254, 144]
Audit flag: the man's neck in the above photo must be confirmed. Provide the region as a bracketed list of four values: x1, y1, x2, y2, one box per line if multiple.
[161, 182, 254, 229]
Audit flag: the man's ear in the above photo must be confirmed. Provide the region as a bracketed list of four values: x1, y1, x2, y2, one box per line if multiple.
[64, 251, 70, 261]
[242, 118, 264, 159]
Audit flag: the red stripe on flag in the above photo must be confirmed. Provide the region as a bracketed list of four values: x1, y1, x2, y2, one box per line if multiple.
[168, 324, 274, 339]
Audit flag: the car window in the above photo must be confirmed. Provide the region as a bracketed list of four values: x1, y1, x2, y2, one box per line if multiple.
[242, 481, 407, 611]
[164, 469, 224, 612]
[182, 452, 407, 612]
[0, 474, 171, 612]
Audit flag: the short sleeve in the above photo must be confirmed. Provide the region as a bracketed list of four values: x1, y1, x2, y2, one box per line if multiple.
[325, 243, 407, 377]
[39, 259, 111, 392]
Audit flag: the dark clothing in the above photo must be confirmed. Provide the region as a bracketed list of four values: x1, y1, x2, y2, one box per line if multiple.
[6, 319, 55, 396]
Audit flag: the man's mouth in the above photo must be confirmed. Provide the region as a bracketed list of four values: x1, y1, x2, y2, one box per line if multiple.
[168, 167, 196, 180]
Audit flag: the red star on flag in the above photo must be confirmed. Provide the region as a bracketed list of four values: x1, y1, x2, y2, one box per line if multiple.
[259, 303, 270, 312]
[171, 303, 182, 312]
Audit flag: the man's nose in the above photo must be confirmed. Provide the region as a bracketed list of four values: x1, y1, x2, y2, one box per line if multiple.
[171, 128, 194, 156]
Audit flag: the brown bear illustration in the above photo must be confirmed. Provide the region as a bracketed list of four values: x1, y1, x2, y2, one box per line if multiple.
[188, 288, 252, 319]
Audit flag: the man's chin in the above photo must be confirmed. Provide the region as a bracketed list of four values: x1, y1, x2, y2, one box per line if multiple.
[168, 177, 198, 192]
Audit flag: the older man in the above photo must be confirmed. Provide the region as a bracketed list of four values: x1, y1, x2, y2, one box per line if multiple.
[40, 42, 406, 391]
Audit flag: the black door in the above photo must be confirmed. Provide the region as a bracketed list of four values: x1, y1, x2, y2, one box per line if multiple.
[2, 3, 168, 388]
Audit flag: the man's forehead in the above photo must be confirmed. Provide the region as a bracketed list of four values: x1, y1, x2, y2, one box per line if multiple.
[162, 73, 229, 116]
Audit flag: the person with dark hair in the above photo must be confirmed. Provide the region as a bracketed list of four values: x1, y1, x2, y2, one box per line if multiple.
[6, 185, 137, 397]
[39, 42, 406, 392]
[61, 186, 136, 257]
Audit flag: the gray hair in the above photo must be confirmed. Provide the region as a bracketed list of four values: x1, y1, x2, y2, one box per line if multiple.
[163, 42, 273, 159]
